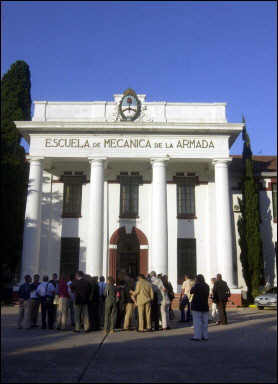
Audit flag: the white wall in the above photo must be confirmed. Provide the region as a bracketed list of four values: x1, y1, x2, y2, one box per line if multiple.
[37, 167, 277, 291]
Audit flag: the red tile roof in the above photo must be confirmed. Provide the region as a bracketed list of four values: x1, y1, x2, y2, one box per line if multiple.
[230, 155, 277, 172]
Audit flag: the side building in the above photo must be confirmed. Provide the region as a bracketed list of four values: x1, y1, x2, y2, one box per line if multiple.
[14, 90, 277, 305]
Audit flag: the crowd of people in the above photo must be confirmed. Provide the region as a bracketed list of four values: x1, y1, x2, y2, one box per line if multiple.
[16, 270, 231, 340]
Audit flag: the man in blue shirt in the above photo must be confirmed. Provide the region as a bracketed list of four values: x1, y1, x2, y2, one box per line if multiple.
[98, 276, 107, 326]
[36, 276, 55, 329]
[17, 275, 32, 329]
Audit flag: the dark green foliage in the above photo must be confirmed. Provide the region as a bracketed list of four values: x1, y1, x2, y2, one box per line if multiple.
[237, 116, 264, 300]
[1, 61, 31, 273]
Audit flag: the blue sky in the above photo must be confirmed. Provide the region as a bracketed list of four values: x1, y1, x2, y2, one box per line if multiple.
[1, 1, 277, 155]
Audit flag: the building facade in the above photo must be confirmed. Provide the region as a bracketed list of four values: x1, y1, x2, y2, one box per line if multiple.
[15, 90, 277, 302]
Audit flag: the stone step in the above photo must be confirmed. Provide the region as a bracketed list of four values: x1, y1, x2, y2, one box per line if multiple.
[171, 293, 240, 309]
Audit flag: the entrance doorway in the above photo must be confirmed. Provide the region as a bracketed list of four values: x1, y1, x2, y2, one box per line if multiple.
[116, 234, 140, 283]
[109, 226, 148, 281]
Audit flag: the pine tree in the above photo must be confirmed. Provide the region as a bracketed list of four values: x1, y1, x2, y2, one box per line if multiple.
[237, 116, 263, 300]
[1, 60, 31, 274]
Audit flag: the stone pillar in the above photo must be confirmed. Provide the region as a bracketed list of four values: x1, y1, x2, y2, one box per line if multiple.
[86, 158, 106, 276]
[150, 158, 168, 274]
[213, 158, 236, 288]
[20, 157, 44, 282]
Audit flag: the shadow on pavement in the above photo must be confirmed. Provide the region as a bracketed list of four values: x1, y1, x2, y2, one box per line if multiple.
[1, 307, 277, 383]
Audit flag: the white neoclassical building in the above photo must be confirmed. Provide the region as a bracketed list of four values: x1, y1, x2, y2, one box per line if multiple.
[15, 89, 277, 304]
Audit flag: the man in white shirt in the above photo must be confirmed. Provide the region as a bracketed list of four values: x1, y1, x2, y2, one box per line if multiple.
[179, 274, 191, 323]
[36, 276, 55, 329]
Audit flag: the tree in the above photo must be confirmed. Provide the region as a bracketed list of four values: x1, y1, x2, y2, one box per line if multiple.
[1, 60, 31, 275]
[237, 116, 264, 301]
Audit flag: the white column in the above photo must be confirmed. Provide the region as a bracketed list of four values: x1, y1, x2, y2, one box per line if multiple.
[86, 158, 106, 277]
[20, 157, 44, 282]
[213, 158, 236, 288]
[151, 158, 168, 275]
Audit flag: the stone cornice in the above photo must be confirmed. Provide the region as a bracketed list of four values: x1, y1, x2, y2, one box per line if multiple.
[15, 121, 243, 148]
[15, 121, 243, 131]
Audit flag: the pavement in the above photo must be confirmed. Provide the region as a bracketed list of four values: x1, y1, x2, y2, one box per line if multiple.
[1, 306, 277, 383]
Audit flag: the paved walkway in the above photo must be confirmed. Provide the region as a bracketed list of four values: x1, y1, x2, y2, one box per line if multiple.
[1, 306, 277, 383]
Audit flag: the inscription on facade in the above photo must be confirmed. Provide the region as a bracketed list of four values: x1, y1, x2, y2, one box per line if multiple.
[45, 138, 215, 149]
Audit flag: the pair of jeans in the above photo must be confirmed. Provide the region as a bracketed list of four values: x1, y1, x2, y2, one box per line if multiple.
[192, 310, 209, 340]
[180, 295, 189, 321]
[186, 302, 192, 322]
[41, 302, 54, 329]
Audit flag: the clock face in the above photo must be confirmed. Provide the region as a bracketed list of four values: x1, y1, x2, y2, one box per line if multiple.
[119, 90, 141, 121]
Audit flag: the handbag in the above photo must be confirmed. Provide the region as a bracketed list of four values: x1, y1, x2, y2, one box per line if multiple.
[43, 295, 54, 304]
[42, 283, 54, 304]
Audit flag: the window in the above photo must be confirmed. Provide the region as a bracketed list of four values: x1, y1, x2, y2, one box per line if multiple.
[120, 176, 140, 218]
[60, 237, 80, 275]
[272, 183, 277, 221]
[62, 176, 84, 217]
[177, 239, 197, 284]
[176, 177, 196, 218]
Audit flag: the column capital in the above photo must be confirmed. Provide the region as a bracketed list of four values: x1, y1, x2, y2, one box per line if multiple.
[212, 158, 232, 168]
[88, 157, 108, 167]
[26, 156, 45, 164]
[150, 157, 170, 166]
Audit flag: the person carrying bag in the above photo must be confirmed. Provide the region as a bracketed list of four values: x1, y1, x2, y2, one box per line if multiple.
[36, 276, 55, 329]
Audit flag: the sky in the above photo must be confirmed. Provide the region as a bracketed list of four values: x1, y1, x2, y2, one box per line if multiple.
[1, 1, 277, 155]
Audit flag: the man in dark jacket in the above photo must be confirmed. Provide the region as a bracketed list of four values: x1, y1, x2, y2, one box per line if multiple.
[90, 276, 100, 331]
[190, 274, 210, 341]
[70, 271, 92, 333]
[17, 275, 32, 329]
[212, 274, 231, 325]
